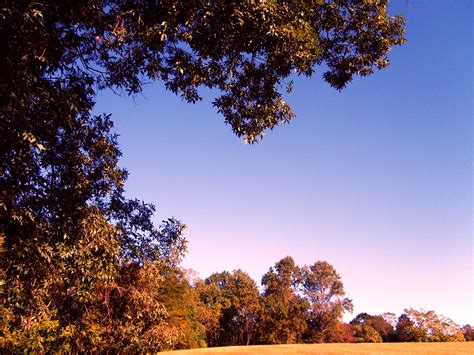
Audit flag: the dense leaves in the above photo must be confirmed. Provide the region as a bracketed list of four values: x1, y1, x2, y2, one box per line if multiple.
[259, 257, 309, 344]
[351, 312, 394, 342]
[353, 325, 383, 343]
[394, 313, 427, 342]
[0, 0, 409, 351]
[0, 86, 187, 350]
[1, 0, 405, 143]
[191, 260, 470, 347]
[154, 267, 207, 349]
[198, 270, 261, 346]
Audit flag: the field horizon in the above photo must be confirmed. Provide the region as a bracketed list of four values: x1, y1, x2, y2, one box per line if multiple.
[164, 342, 474, 354]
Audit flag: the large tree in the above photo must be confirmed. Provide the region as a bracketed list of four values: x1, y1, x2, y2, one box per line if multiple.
[1, 0, 405, 351]
[259, 256, 309, 344]
[302, 261, 353, 342]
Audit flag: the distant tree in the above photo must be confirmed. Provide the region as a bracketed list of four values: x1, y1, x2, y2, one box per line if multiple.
[381, 312, 399, 330]
[301, 261, 353, 343]
[353, 325, 383, 343]
[258, 256, 310, 344]
[199, 270, 261, 346]
[394, 314, 427, 342]
[327, 322, 356, 343]
[404, 308, 465, 342]
[194, 278, 224, 347]
[462, 325, 474, 341]
[451, 332, 467, 342]
[351, 312, 394, 342]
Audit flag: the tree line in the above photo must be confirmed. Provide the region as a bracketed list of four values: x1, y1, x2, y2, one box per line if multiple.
[134, 256, 473, 350]
[5, 235, 472, 353]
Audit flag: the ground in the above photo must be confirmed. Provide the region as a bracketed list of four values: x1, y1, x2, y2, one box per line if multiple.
[164, 342, 474, 354]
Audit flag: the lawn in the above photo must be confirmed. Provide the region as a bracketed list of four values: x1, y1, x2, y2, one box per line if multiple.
[164, 342, 474, 354]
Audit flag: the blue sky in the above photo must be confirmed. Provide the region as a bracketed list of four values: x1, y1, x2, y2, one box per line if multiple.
[95, 0, 473, 325]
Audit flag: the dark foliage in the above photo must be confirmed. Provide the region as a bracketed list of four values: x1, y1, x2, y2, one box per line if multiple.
[1, 0, 405, 351]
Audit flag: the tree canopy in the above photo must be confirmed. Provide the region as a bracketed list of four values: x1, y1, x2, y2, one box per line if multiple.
[351, 312, 394, 342]
[302, 261, 353, 342]
[259, 256, 309, 344]
[1, 0, 405, 142]
[1, 0, 406, 351]
[198, 269, 261, 346]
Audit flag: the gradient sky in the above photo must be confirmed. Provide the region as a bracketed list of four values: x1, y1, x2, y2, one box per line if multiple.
[94, 1, 473, 325]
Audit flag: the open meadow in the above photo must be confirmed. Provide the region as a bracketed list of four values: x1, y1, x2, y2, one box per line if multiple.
[165, 343, 474, 355]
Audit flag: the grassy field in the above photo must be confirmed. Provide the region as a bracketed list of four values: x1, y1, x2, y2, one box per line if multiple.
[163, 342, 474, 354]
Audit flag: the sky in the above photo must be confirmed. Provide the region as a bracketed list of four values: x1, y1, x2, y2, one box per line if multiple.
[94, 1, 473, 326]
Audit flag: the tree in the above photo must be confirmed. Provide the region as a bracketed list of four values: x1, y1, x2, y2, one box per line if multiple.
[353, 325, 383, 343]
[259, 256, 310, 344]
[198, 270, 261, 346]
[0, 82, 187, 350]
[327, 322, 356, 343]
[1, 0, 406, 143]
[462, 325, 474, 341]
[403, 308, 465, 342]
[103, 261, 174, 352]
[194, 278, 224, 347]
[301, 261, 353, 343]
[351, 312, 394, 342]
[1, 0, 405, 350]
[154, 266, 207, 350]
[394, 313, 427, 342]
[381, 312, 399, 329]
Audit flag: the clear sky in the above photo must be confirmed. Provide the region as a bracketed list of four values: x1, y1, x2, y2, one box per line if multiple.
[94, 1, 473, 325]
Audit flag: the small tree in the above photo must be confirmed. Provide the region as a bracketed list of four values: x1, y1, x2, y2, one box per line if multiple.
[462, 325, 474, 341]
[351, 312, 394, 342]
[353, 325, 383, 343]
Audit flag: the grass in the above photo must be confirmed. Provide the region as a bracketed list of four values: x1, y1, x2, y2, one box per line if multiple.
[163, 342, 474, 354]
